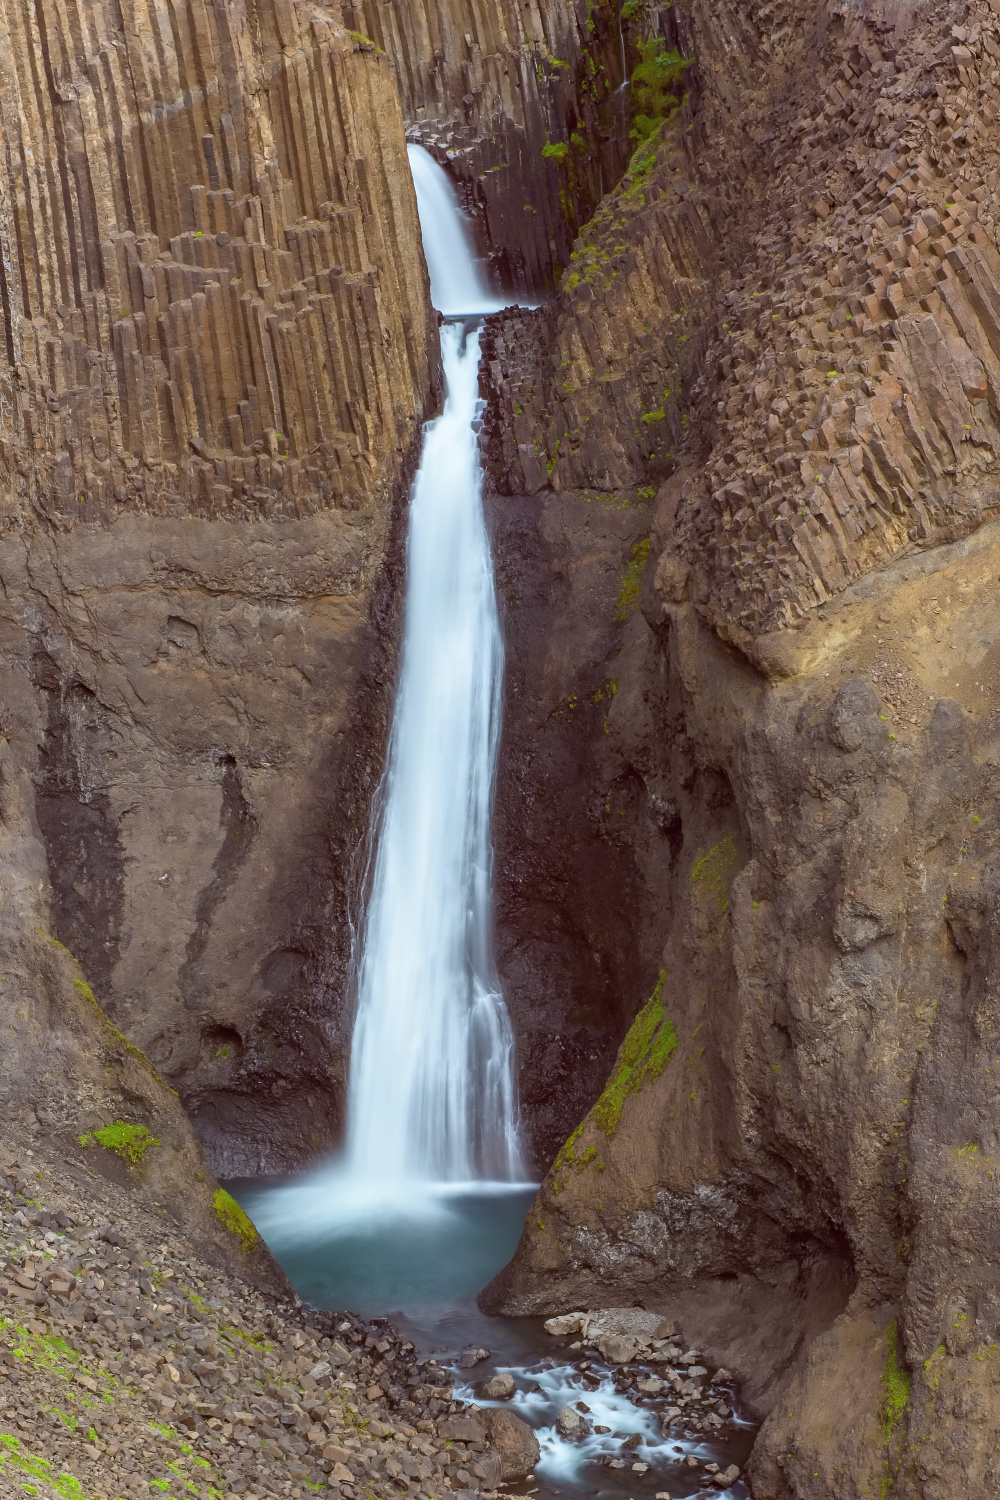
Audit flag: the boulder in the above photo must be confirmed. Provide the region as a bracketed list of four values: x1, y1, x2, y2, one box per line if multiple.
[437, 1415, 487, 1444]
[472, 1452, 504, 1488]
[482, 1408, 540, 1479]
[598, 1334, 637, 1364]
[475, 1371, 517, 1400]
[543, 1312, 586, 1336]
[457, 1345, 491, 1369]
[555, 1405, 589, 1439]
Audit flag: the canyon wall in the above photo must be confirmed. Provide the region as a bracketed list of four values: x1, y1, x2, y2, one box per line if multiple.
[484, 0, 1000, 1497]
[0, 0, 438, 1176]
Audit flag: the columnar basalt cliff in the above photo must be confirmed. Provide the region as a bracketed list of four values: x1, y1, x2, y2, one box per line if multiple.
[482, 0, 1000, 1497]
[0, 0, 438, 1176]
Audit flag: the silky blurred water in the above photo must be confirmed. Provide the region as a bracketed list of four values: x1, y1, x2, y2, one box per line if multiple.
[229, 139, 756, 1500]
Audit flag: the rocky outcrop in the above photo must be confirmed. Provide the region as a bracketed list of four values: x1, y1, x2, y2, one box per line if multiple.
[0, 731, 288, 1288]
[482, 0, 1000, 1497]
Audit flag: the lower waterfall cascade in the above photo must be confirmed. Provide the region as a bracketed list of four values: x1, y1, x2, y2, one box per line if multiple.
[232, 146, 754, 1500]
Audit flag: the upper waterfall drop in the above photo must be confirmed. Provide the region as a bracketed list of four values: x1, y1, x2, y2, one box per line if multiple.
[405, 145, 508, 317]
[344, 146, 525, 1183]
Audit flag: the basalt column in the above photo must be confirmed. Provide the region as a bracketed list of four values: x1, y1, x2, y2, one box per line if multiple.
[345, 0, 665, 294]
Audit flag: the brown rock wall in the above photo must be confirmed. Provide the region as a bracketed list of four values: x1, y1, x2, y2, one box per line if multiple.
[0, 0, 436, 524]
[487, 515, 1000, 1499]
[0, 0, 440, 1174]
[0, 496, 414, 1177]
[478, 0, 1000, 1494]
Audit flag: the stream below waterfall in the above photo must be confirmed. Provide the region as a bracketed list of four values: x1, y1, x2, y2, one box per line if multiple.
[231, 147, 756, 1500]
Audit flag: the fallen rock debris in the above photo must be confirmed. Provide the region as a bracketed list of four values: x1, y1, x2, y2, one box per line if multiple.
[0, 1147, 527, 1500]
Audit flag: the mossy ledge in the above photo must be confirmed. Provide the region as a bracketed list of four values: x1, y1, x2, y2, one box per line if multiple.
[213, 1188, 259, 1254]
[79, 1122, 161, 1165]
[553, 970, 678, 1186]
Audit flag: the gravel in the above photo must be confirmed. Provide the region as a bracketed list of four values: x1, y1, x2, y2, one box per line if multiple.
[0, 1145, 511, 1500]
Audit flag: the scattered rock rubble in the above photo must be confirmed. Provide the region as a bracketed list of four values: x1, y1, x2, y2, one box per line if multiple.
[0, 1144, 533, 1500]
[542, 1310, 743, 1491]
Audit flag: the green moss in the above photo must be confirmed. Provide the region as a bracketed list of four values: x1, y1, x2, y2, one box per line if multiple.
[591, 970, 678, 1136]
[880, 1320, 911, 1441]
[615, 537, 651, 620]
[0, 1434, 92, 1497]
[79, 1122, 160, 1165]
[690, 835, 742, 917]
[543, 140, 569, 162]
[630, 39, 692, 143]
[346, 29, 384, 54]
[213, 1188, 258, 1254]
[73, 977, 97, 1008]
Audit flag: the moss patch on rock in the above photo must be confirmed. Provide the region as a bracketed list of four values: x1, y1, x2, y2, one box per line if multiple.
[591, 970, 677, 1136]
[880, 1320, 911, 1441]
[616, 537, 651, 619]
[690, 835, 742, 917]
[79, 1122, 160, 1165]
[630, 38, 692, 144]
[213, 1188, 258, 1254]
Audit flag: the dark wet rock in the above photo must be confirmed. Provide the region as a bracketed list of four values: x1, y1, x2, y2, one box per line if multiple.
[482, 1407, 540, 1480]
[457, 1345, 491, 1369]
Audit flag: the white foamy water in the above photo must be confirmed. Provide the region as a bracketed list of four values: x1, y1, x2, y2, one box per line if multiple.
[405, 145, 508, 316]
[456, 1354, 754, 1498]
[344, 145, 524, 1183]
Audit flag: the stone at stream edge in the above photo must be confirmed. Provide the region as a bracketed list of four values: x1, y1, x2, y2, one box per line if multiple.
[457, 1345, 491, 1368]
[481, 1407, 541, 1480]
[474, 1371, 517, 1400]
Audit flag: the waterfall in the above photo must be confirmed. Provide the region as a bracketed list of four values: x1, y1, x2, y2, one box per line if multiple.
[404, 146, 507, 316]
[345, 146, 525, 1184]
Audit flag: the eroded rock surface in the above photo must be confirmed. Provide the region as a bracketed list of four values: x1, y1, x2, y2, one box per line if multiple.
[481, 0, 1000, 1497]
[345, 0, 643, 293]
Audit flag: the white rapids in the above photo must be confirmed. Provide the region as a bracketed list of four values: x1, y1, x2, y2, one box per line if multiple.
[454, 1349, 754, 1498]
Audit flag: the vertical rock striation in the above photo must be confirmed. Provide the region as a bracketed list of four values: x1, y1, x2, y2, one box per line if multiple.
[0, 0, 433, 522]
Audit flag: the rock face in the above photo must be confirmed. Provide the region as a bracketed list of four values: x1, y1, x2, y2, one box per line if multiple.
[481, 0, 1000, 1498]
[0, 0, 438, 1174]
[487, 486, 679, 1169]
[0, 734, 288, 1287]
[1, 0, 434, 524]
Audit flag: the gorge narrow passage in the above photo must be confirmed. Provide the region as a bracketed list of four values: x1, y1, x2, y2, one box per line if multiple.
[232, 150, 752, 1500]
